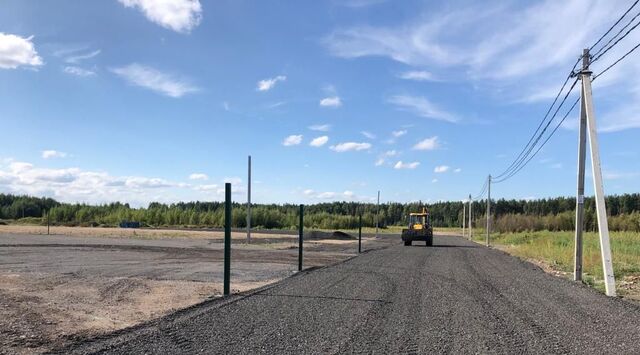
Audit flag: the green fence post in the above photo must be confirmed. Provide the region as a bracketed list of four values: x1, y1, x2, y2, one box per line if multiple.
[298, 204, 303, 271]
[224, 183, 231, 296]
[358, 213, 362, 253]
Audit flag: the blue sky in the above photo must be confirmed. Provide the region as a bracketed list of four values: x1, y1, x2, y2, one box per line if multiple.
[0, 0, 639, 206]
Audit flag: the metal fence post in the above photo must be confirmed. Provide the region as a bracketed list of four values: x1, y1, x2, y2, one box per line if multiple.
[358, 213, 362, 253]
[298, 204, 303, 271]
[224, 183, 231, 296]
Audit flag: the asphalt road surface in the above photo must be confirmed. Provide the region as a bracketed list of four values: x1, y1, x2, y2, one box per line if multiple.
[58, 235, 640, 354]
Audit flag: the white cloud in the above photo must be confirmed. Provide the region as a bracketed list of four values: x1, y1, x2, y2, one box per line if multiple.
[383, 150, 397, 157]
[361, 131, 376, 139]
[434, 165, 450, 173]
[283, 135, 303, 146]
[41, 150, 67, 159]
[63, 66, 96, 77]
[65, 49, 101, 64]
[454, 168, 462, 173]
[374, 158, 385, 166]
[413, 136, 440, 151]
[392, 130, 407, 138]
[320, 96, 342, 107]
[0, 33, 43, 69]
[388, 95, 457, 122]
[432, 178, 438, 183]
[343, 190, 355, 198]
[374, 150, 397, 166]
[303, 189, 315, 196]
[257, 75, 286, 91]
[309, 124, 331, 132]
[317, 191, 336, 199]
[223, 177, 242, 185]
[118, 0, 202, 33]
[330, 142, 371, 152]
[398, 70, 437, 81]
[394, 161, 420, 169]
[111, 63, 198, 98]
[310, 136, 329, 147]
[188, 173, 208, 180]
[193, 183, 218, 191]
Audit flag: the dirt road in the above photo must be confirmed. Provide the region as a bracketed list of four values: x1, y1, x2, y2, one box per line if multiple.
[1, 231, 393, 354]
[59, 235, 640, 354]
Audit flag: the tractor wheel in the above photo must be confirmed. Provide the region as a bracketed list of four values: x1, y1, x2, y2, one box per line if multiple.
[404, 241, 411, 246]
[426, 237, 433, 247]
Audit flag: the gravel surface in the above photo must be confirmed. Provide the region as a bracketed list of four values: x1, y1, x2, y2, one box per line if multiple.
[56, 235, 640, 354]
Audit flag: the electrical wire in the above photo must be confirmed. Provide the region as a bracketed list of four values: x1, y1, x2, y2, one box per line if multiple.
[494, 96, 580, 184]
[591, 15, 640, 64]
[589, 0, 639, 53]
[591, 9, 640, 59]
[493, 58, 581, 180]
[594, 40, 640, 80]
[492, 78, 579, 184]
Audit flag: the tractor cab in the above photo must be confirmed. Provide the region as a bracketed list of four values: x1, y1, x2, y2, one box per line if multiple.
[402, 208, 434, 246]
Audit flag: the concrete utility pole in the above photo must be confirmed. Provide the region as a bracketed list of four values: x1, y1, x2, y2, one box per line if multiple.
[574, 50, 588, 282]
[468, 194, 473, 240]
[576, 48, 616, 296]
[375, 190, 380, 238]
[486, 175, 491, 247]
[247, 155, 251, 244]
[462, 201, 466, 238]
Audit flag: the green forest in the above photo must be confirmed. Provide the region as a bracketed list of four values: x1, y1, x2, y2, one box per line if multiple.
[0, 193, 639, 232]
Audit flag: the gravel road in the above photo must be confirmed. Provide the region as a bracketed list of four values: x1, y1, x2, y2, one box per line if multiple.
[57, 235, 640, 354]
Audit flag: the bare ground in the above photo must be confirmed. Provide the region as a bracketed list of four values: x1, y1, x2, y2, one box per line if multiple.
[0, 226, 397, 354]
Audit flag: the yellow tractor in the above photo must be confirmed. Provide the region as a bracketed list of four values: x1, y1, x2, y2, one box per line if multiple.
[401, 208, 433, 246]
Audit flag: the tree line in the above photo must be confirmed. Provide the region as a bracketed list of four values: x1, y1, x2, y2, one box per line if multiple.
[0, 193, 639, 232]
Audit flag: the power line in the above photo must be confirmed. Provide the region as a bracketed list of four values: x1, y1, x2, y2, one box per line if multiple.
[591, 14, 640, 63]
[589, 0, 639, 53]
[591, 8, 640, 59]
[473, 178, 488, 200]
[493, 78, 580, 184]
[594, 40, 640, 80]
[494, 97, 580, 184]
[493, 60, 579, 180]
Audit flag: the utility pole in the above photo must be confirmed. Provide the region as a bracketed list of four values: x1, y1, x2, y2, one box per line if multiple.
[247, 155, 251, 244]
[486, 175, 491, 247]
[468, 194, 473, 240]
[576, 48, 616, 296]
[462, 201, 466, 238]
[574, 49, 588, 282]
[375, 190, 380, 238]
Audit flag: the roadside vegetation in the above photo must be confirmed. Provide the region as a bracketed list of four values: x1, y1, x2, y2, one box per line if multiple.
[0, 193, 639, 232]
[470, 229, 640, 297]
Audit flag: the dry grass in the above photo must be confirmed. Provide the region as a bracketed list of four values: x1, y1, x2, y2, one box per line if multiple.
[471, 229, 640, 299]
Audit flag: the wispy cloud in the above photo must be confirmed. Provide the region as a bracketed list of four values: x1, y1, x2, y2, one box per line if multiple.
[398, 70, 438, 82]
[257, 75, 286, 91]
[309, 124, 331, 132]
[310, 136, 329, 147]
[388, 95, 458, 122]
[63, 66, 96, 77]
[42, 150, 67, 159]
[110, 63, 198, 98]
[394, 161, 420, 170]
[413, 136, 440, 151]
[188, 173, 208, 180]
[65, 49, 101, 64]
[320, 96, 342, 108]
[392, 130, 407, 138]
[434, 165, 450, 173]
[118, 0, 202, 33]
[330, 142, 371, 152]
[361, 131, 376, 139]
[282, 135, 303, 146]
[0, 33, 43, 69]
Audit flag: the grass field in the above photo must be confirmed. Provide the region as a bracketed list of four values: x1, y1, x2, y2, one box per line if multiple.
[470, 229, 640, 298]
